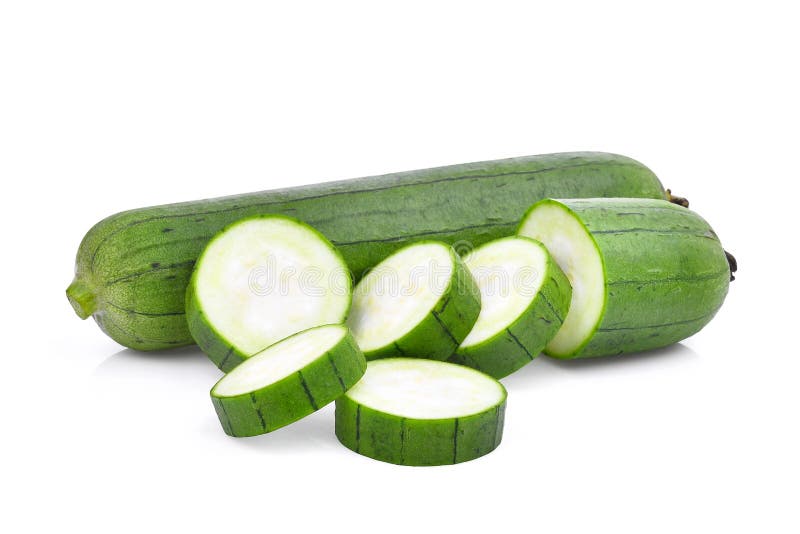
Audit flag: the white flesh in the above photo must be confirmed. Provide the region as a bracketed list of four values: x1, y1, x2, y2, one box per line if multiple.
[346, 358, 505, 419]
[518, 202, 605, 356]
[196, 217, 350, 355]
[347, 243, 453, 352]
[460, 237, 547, 348]
[213, 325, 346, 397]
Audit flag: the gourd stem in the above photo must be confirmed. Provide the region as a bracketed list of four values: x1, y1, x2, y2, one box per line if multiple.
[666, 189, 690, 208]
[66, 278, 96, 319]
[725, 250, 738, 282]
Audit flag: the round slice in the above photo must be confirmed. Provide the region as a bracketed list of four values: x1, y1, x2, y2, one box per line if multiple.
[346, 241, 480, 361]
[449, 236, 572, 378]
[517, 198, 730, 358]
[211, 324, 366, 437]
[335, 358, 506, 466]
[186, 215, 352, 371]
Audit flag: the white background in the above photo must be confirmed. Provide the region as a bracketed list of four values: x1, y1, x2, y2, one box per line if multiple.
[2, 1, 798, 533]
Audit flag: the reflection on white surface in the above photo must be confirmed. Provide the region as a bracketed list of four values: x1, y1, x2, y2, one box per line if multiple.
[93, 345, 220, 381]
[503, 341, 698, 383]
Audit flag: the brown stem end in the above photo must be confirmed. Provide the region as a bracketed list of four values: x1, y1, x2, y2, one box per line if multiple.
[666, 189, 690, 208]
[725, 250, 738, 282]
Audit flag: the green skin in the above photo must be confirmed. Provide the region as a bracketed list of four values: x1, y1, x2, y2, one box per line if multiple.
[449, 237, 572, 378]
[212, 327, 366, 437]
[185, 214, 351, 372]
[521, 199, 730, 358]
[335, 392, 506, 466]
[359, 244, 482, 361]
[66, 152, 666, 351]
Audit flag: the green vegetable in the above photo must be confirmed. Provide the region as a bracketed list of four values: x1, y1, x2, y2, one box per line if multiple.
[346, 241, 481, 361]
[335, 358, 506, 466]
[67, 152, 667, 351]
[212, 324, 365, 437]
[186, 215, 351, 371]
[449, 236, 571, 378]
[517, 198, 730, 358]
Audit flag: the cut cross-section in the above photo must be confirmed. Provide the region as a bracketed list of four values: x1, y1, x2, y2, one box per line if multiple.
[186, 215, 351, 371]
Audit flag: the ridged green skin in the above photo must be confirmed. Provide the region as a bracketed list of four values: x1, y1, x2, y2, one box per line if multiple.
[520, 199, 730, 358]
[335, 361, 507, 466]
[212, 326, 366, 437]
[186, 215, 351, 372]
[352, 242, 481, 361]
[449, 237, 572, 378]
[187, 295, 249, 372]
[67, 152, 666, 351]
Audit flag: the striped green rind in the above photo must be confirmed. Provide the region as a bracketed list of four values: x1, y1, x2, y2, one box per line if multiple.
[334, 359, 506, 466]
[185, 215, 351, 371]
[212, 325, 366, 437]
[68, 152, 666, 351]
[521, 198, 730, 358]
[335, 397, 505, 466]
[186, 299, 249, 372]
[449, 237, 572, 378]
[352, 242, 482, 361]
